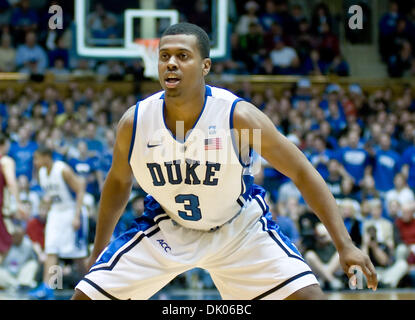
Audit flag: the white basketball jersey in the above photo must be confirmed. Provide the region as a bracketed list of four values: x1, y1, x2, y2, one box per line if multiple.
[129, 85, 254, 231]
[39, 161, 76, 212]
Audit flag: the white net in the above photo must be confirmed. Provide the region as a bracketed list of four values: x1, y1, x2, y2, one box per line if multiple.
[135, 38, 160, 80]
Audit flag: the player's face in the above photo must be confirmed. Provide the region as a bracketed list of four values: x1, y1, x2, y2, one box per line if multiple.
[34, 153, 49, 169]
[158, 34, 211, 97]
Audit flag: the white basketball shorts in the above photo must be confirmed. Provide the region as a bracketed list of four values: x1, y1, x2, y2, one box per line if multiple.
[76, 189, 318, 300]
[45, 207, 89, 259]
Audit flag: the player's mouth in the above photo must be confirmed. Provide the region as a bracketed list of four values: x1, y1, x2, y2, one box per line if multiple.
[164, 74, 181, 88]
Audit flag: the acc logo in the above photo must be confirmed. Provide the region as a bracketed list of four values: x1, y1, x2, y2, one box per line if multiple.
[157, 239, 171, 252]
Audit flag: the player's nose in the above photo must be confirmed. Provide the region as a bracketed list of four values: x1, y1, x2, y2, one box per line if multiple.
[166, 56, 179, 70]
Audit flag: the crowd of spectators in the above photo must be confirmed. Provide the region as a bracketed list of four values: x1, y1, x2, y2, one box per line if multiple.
[219, 0, 350, 77]
[0, 0, 351, 78]
[1, 0, 415, 297]
[2, 0, 415, 78]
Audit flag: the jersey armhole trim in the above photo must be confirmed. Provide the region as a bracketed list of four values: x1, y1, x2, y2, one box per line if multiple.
[230, 97, 250, 168]
[128, 101, 140, 163]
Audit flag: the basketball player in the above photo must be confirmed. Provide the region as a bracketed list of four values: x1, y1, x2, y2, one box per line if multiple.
[30, 147, 88, 299]
[72, 23, 377, 300]
[0, 133, 25, 261]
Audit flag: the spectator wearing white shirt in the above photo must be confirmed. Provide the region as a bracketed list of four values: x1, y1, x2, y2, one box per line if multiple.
[0, 33, 16, 72]
[385, 173, 415, 208]
[235, 1, 260, 36]
[269, 39, 300, 74]
[0, 225, 38, 290]
[277, 179, 302, 204]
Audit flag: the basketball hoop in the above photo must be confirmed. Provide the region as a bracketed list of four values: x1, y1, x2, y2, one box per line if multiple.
[135, 38, 160, 79]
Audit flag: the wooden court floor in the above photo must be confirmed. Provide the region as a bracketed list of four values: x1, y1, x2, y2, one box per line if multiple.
[326, 289, 415, 300]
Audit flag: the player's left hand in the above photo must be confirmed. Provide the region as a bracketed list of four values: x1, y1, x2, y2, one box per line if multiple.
[338, 242, 378, 291]
[72, 215, 81, 230]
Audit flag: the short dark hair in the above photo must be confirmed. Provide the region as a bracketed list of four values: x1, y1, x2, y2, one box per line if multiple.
[161, 22, 210, 58]
[36, 145, 53, 158]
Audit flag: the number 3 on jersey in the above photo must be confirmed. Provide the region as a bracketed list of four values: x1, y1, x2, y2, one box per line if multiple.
[175, 194, 202, 221]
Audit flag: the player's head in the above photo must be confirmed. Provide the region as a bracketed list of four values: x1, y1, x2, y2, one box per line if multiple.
[34, 145, 53, 169]
[158, 22, 211, 97]
[161, 22, 210, 59]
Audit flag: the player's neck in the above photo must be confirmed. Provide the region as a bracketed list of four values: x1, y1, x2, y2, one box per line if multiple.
[45, 161, 54, 173]
[165, 84, 205, 109]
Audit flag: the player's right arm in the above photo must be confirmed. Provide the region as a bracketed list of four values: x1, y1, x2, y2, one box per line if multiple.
[88, 106, 135, 269]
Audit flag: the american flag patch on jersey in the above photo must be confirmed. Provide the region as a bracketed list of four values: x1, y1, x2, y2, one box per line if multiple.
[204, 137, 222, 150]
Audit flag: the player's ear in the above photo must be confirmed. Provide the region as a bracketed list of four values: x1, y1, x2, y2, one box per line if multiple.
[202, 58, 211, 77]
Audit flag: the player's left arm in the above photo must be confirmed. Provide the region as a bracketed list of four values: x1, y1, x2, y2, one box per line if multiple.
[0, 156, 27, 219]
[62, 163, 86, 229]
[233, 100, 378, 290]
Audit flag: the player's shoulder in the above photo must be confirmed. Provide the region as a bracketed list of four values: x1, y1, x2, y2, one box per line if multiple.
[122, 91, 164, 122]
[0, 155, 15, 169]
[141, 90, 164, 103]
[208, 85, 241, 102]
[54, 160, 70, 172]
[0, 155, 13, 164]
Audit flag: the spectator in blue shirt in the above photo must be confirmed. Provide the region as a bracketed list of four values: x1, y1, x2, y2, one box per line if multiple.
[259, 0, 282, 32]
[40, 86, 65, 115]
[15, 31, 48, 74]
[318, 120, 338, 150]
[373, 133, 401, 194]
[401, 136, 415, 190]
[335, 130, 372, 188]
[47, 36, 69, 69]
[10, 0, 38, 44]
[301, 49, 328, 75]
[100, 128, 115, 180]
[68, 141, 103, 201]
[308, 134, 334, 180]
[327, 54, 350, 77]
[113, 195, 144, 239]
[261, 160, 289, 203]
[379, 1, 401, 61]
[326, 101, 347, 137]
[271, 198, 301, 246]
[325, 159, 354, 200]
[0, 102, 7, 119]
[80, 121, 103, 157]
[319, 84, 347, 136]
[8, 126, 38, 181]
[397, 122, 415, 154]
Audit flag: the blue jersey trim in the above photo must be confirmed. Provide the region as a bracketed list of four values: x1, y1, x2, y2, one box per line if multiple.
[252, 271, 314, 300]
[259, 215, 305, 263]
[249, 185, 305, 262]
[128, 101, 140, 163]
[205, 84, 212, 96]
[240, 174, 254, 202]
[229, 97, 250, 168]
